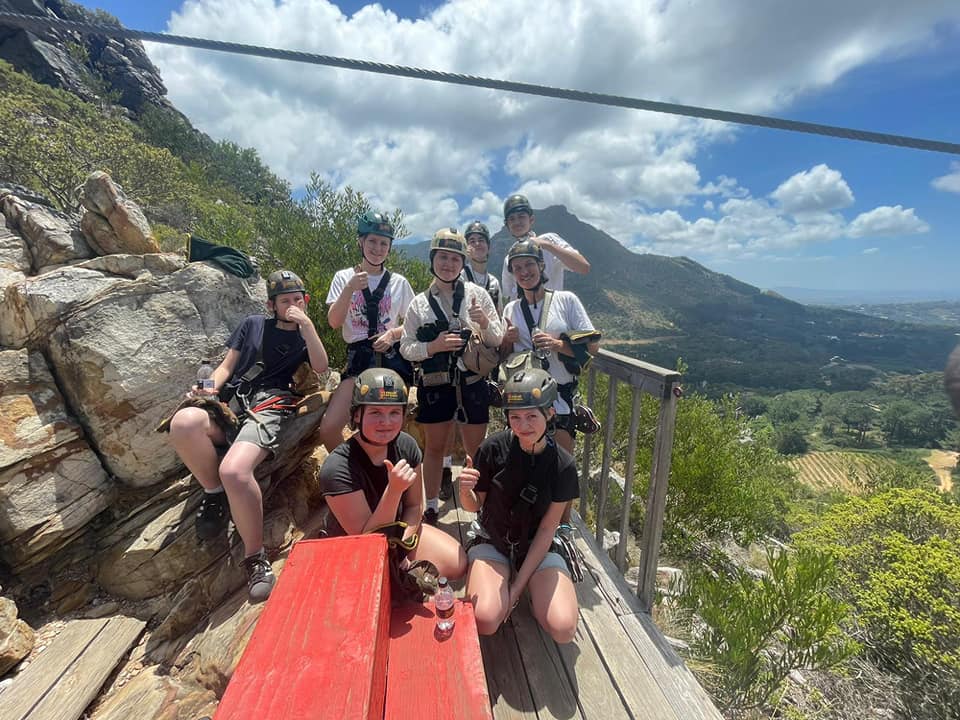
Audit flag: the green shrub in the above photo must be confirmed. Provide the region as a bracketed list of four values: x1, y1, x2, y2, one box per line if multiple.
[676, 546, 856, 714]
[794, 488, 960, 717]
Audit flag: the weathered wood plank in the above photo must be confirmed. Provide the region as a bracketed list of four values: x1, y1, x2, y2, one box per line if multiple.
[619, 612, 724, 720]
[0, 618, 108, 720]
[0, 616, 145, 720]
[555, 621, 631, 720]
[570, 514, 643, 617]
[480, 623, 537, 720]
[509, 599, 583, 720]
[574, 566, 678, 720]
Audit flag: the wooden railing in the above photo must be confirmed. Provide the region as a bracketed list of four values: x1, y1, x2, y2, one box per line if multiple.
[578, 349, 682, 612]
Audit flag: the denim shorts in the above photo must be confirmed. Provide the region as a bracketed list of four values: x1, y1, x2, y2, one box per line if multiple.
[467, 542, 570, 577]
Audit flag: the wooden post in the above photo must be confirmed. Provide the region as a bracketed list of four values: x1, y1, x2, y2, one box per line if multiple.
[595, 377, 619, 547]
[579, 367, 598, 513]
[615, 387, 642, 571]
[637, 380, 679, 613]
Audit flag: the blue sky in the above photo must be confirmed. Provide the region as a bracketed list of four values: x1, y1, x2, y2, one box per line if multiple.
[77, 1, 960, 300]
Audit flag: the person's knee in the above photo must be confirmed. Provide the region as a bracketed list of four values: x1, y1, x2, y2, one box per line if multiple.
[543, 606, 578, 644]
[168, 407, 208, 442]
[449, 546, 469, 580]
[218, 458, 256, 490]
[473, 604, 505, 636]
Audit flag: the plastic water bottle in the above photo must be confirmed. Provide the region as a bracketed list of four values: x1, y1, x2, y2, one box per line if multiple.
[435, 576, 455, 634]
[532, 325, 550, 361]
[196, 359, 215, 392]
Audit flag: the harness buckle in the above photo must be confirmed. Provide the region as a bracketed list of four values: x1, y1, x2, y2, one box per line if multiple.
[518, 484, 538, 505]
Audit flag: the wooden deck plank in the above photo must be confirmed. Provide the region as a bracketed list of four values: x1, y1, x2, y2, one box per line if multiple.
[480, 624, 538, 720]
[509, 599, 583, 720]
[574, 559, 679, 720]
[619, 613, 724, 720]
[0, 618, 109, 720]
[555, 617, 632, 720]
[1, 616, 145, 720]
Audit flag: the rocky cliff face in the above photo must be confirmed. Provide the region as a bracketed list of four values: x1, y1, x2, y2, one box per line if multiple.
[0, 175, 334, 718]
[0, 0, 174, 115]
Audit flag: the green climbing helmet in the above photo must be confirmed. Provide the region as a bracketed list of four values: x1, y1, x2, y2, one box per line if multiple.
[430, 228, 468, 260]
[503, 194, 532, 219]
[352, 368, 409, 406]
[266, 269, 306, 299]
[503, 369, 557, 411]
[357, 210, 395, 240]
[463, 220, 490, 242]
[506, 239, 544, 271]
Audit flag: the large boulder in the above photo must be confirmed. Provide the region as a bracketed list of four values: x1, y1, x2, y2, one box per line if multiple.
[0, 200, 31, 289]
[0, 349, 113, 570]
[79, 172, 159, 255]
[1, 193, 92, 270]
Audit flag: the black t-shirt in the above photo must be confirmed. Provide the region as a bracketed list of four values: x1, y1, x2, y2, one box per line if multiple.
[224, 315, 308, 391]
[475, 429, 579, 547]
[320, 431, 423, 537]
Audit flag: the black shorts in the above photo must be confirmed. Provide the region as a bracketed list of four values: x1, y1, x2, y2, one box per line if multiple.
[416, 379, 490, 425]
[344, 340, 414, 384]
[555, 381, 578, 439]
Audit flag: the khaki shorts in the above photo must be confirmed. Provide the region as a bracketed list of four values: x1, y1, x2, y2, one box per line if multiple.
[467, 542, 570, 577]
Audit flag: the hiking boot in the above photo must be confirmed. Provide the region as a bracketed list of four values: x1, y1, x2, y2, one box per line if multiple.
[423, 507, 439, 527]
[243, 549, 275, 603]
[438, 467, 454, 501]
[196, 491, 230, 540]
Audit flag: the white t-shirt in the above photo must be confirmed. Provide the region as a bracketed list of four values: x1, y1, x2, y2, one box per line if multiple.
[501, 233, 576, 302]
[503, 290, 595, 413]
[326, 268, 415, 344]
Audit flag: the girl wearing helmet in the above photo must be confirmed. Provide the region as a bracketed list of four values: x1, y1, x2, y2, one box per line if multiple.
[458, 369, 579, 643]
[501, 240, 600, 456]
[399, 228, 504, 526]
[320, 368, 466, 581]
[320, 211, 415, 453]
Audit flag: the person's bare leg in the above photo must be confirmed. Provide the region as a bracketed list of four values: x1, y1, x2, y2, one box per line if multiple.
[422, 421, 454, 501]
[409, 524, 467, 580]
[218, 441, 270, 556]
[319, 378, 356, 452]
[528, 567, 579, 643]
[465, 558, 511, 635]
[459, 423, 488, 466]
[168, 407, 227, 490]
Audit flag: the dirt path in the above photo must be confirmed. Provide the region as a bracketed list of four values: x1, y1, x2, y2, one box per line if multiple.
[925, 449, 957, 493]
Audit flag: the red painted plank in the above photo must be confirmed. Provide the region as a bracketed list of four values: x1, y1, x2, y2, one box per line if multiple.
[385, 601, 493, 720]
[214, 536, 391, 720]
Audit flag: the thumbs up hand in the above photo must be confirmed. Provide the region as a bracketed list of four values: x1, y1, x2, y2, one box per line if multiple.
[458, 455, 479, 495]
[503, 316, 519, 344]
[468, 294, 488, 329]
[384, 458, 417, 494]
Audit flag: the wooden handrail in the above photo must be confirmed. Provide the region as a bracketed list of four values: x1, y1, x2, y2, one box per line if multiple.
[578, 349, 681, 613]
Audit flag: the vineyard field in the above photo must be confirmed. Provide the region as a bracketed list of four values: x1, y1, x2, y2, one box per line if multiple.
[787, 451, 900, 493]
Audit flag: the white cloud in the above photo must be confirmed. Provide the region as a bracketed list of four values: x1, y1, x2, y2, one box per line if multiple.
[145, 0, 960, 242]
[862, 247, 880, 254]
[847, 205, 930, 238]
[770, 164, 854, 214]
[932, 162, 960, 194]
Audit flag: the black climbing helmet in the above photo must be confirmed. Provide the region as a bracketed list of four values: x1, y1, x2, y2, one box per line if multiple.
[352, 368, 409, 406]
[463, 220, 490, 243]
[506, 239, 544, 272]
[503, 194, 532, 219]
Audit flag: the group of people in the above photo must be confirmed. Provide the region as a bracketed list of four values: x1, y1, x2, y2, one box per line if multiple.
[167, 193, 599, 643]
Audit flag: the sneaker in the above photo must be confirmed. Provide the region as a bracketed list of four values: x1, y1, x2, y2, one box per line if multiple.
[196, 491, 230, 540]
[438, 467, 454, 501]
[423, 507, 439, 527]
[243, 550, 275, 603]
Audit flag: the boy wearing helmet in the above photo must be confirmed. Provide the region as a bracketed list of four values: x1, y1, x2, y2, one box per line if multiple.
[458, 369, 580, 643]
[320, 211, 415, 453]
[320, 368, 466, 581]
[462, 220, 502, 313]
[168, 269, 329, 602]
[499, 194, 590, 301]
[399, 228, 503, 526]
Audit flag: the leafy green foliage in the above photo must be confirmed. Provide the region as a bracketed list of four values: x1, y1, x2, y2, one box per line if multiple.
[794, 489, 960, 716]
[0, 60, 190, 211]
[676, 546, 856, 714]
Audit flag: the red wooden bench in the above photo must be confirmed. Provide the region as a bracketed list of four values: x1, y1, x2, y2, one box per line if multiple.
[385, 601, 492, 720]
[213, 535, 491, 720]
[214, 536, 391, 720]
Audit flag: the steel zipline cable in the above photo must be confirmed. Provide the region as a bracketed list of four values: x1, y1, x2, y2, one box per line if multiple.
[2, 11, 959, 156]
